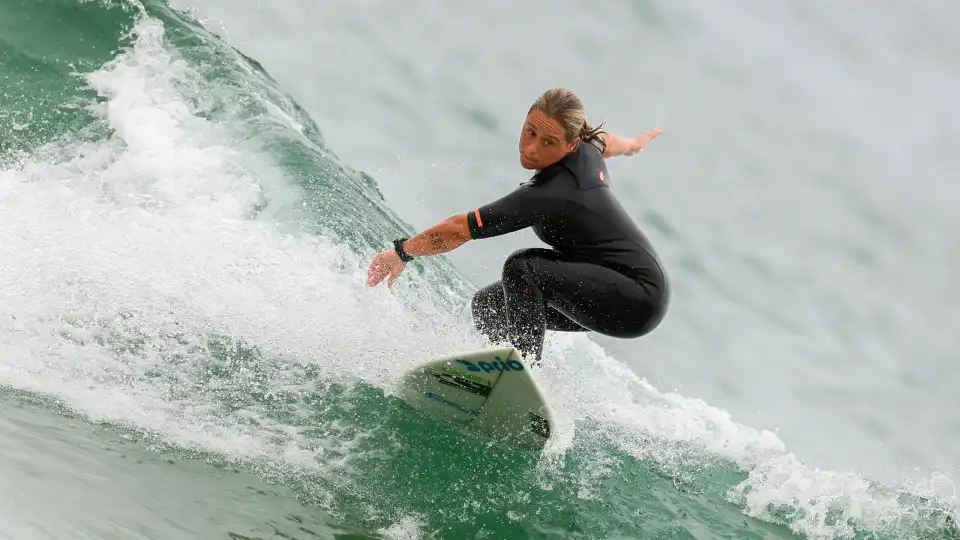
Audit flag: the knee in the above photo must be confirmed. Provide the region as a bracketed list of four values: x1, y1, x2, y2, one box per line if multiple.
[470, 282, 502, 326]
[501, 248, 542, 281]
[470, 283, 509, 341]
[470, 291, 490, 322]
[620, 299, 670, 339]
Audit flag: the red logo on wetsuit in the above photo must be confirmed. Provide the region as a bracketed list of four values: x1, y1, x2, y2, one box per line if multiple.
[599, 171, 604, 181]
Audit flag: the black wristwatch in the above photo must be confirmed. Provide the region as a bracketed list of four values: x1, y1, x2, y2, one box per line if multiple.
[393, 238, 414, 262]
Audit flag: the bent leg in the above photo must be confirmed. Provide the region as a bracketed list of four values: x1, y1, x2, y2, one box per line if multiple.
[499, 248, 667, 366]
[470, 281, 509, 345]
[471, 279, 588, 348]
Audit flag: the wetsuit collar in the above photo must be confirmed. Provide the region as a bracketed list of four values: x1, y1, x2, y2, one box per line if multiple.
[526, 146, 584, 186]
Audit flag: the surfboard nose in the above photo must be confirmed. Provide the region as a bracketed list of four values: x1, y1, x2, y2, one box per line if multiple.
[396, 346, 554, 450]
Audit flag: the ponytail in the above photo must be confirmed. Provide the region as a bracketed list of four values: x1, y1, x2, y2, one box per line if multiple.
[579, 119, 607, 154]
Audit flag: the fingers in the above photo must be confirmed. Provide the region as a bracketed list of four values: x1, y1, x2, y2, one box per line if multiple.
[637, 128, 662, 145]
[628, 128, 663, 155]
[366, 253, 388, 287]
[366, 262, 384, 287]
[366, 251, 406, 289]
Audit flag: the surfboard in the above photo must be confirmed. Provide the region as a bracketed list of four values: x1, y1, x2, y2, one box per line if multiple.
[395, 346, 554, 450]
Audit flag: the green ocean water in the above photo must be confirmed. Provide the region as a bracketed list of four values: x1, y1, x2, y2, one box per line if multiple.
[2, 0, 959, 539]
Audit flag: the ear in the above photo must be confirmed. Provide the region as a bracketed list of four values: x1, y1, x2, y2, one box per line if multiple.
[569, 139, 580, 151]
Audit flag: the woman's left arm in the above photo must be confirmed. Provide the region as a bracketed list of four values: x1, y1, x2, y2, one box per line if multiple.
[601, 128, 662, 158]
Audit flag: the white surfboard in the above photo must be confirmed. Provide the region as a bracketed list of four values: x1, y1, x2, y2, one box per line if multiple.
[395, 346, 553, 450]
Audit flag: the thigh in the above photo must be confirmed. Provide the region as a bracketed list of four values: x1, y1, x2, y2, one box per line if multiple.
[471, 279, 588, 333]
[505, 248, 661, 337]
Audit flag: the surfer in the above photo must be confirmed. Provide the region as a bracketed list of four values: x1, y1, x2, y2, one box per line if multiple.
[366, 87, 669, 366]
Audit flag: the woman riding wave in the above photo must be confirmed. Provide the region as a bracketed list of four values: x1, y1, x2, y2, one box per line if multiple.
[367, 87, 669, 366]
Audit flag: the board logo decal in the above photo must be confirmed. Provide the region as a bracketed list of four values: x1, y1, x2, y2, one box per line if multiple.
[440, 365, 491, 386]
[424, 392, 475, 415]
[433, 373, 493, 397]
[455, 357, 524, 373]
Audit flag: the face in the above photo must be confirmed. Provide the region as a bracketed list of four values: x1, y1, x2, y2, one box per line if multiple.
[518, 109, 577, 170]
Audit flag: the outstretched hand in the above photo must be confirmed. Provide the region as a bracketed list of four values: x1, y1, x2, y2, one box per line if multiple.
[366, 249, 407, 288]
[602, 128, 663, 159]
[624, 128, 662, 156]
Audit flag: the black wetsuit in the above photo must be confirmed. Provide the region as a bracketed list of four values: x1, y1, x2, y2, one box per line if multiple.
[466, 141, 670, 366]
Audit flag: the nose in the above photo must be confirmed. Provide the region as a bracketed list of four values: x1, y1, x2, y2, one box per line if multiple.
[521, 141, 537, 161]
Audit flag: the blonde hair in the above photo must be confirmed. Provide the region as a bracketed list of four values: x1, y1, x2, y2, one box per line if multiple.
[528, 87, 606, 152]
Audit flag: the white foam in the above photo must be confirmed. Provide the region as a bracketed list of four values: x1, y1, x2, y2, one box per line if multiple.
[377, 516, 429, 540]
[0, 15, 473, 477]
[530, 333, 958, 538]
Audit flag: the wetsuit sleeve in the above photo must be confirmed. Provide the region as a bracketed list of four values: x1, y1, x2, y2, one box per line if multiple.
[467, 185, 544, 240]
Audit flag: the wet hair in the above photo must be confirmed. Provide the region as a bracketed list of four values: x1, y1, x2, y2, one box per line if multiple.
[528, 87, 607, 153]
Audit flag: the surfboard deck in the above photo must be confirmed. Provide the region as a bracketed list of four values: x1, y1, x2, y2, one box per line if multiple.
[395, 346, 553, 450]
